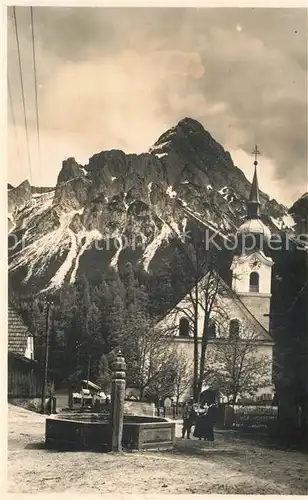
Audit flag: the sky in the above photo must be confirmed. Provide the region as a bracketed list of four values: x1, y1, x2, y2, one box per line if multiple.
[7, 6, 307, 206]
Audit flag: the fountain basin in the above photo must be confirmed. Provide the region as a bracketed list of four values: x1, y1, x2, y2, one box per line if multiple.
[45, 413, 176, 451]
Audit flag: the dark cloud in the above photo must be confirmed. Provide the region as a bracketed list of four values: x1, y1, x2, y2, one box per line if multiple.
[7, 7, 307, 204]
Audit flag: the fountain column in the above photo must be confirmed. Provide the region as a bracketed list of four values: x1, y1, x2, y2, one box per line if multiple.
[111, 350, 126, 452]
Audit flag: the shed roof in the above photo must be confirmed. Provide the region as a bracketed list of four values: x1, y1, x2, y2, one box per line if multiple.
[81, 380, 101, 391]
[8, 304, 33, 356]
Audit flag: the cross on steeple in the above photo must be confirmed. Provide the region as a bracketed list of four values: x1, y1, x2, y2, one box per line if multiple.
[252, 144, 260, 166]
[248, 144, 261, 218]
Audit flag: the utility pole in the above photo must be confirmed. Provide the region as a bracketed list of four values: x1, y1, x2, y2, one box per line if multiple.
[87, 354, 91, 389]
[76, 340, 81, 377]
[41, 297, 53, 414]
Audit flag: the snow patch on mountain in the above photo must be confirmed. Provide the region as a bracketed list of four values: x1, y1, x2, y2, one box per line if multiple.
[283, 214, 296, 228]
[70, 228, 102, 283]
[110, 232, 124, 269]
[143, 222, 173, 272]
[270, 216, 282, 230]
[43, 228, 78, 291]
[123, 192, 129, 211]
[219, 186, 228, 195]
[179, 198, 187, 207]
[8, 216, 15, 234]
[170, 220, 181, 237]
[21, 191, 54, 228]
[166, 186, 177, 199]
[181, 217, 188, 241]
[149, 140, 170, 153]
[270, 214, 295, 230]
[10, 208, 83, 286]
[218, 185, 235, 203]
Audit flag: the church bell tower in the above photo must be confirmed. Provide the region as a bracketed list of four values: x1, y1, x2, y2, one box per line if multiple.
[231, 146, 274, 331]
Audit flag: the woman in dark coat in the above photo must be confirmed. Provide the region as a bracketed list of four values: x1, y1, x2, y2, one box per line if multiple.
[202, 404, 218, 441]
[193, 405, 207, 439]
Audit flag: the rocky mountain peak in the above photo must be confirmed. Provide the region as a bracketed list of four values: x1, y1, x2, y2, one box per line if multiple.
[174, 117, 225, 153]
[151, 117, 227, 161]
[8, 117, 294, 295]
[8, 179, 32, 214]
[57, 157, 86, 185]
[289, 193, 308, 232]
[53, 157, 91, 213]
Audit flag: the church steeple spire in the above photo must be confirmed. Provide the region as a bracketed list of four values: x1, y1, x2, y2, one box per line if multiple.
[247, 145, 261, 219]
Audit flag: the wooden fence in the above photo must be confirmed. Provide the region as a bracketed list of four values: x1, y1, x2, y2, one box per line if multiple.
[232, 405, 278, 429]
[8, 354, 43, 398]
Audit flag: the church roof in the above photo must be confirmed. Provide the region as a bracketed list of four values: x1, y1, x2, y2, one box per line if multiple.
[157, 269, 273, 343]
[237, 217, 271, 244]
[238, 148, 271, 239]
[249, 166, 261, 205]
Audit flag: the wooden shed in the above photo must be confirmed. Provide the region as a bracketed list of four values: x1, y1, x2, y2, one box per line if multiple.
[8, 304, 44, 398]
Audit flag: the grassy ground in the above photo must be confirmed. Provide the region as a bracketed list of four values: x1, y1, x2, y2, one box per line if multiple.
[8, 403, 308, 494]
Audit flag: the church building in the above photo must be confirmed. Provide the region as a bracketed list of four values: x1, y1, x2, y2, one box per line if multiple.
[156, 149, 275, 404]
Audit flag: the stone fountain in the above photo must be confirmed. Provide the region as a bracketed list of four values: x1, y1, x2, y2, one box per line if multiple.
[45, 352, 175, 451]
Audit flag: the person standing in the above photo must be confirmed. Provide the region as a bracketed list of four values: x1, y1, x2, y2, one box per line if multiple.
[203, 403, 218, 441]
[182, 399, 196, 439]
[193, 403, 207, 439]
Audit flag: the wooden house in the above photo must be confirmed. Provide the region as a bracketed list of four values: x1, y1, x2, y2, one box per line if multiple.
[8, 304, 44, 399]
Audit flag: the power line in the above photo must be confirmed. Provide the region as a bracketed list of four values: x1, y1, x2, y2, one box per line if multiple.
[7, 76, 21, 164]
[287, 279, 308, 314]
[30, 6, 41, 180]
[13, 6, 32, 183]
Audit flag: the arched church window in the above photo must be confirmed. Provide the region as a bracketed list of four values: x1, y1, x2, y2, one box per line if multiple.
[179, 317, 189, 337]
[229, 319, 240, 339]
[249, 272, 259, 293]
[208, 319, 216, 338]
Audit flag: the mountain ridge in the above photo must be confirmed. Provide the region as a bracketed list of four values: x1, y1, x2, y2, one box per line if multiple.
[8, 117, 295, 296]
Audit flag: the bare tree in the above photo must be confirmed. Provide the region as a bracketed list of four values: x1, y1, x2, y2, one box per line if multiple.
[121, 309, 175, 400]
[206, 327, 271, 405]
[145, 350, 178, 404]
[172, 351, 194, 405]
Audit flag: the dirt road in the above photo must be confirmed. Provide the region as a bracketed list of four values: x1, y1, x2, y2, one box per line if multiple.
[8, 404, 308, 494]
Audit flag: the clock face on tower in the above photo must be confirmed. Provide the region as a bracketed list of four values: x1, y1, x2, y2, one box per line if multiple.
[249, 257, 261, 270]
